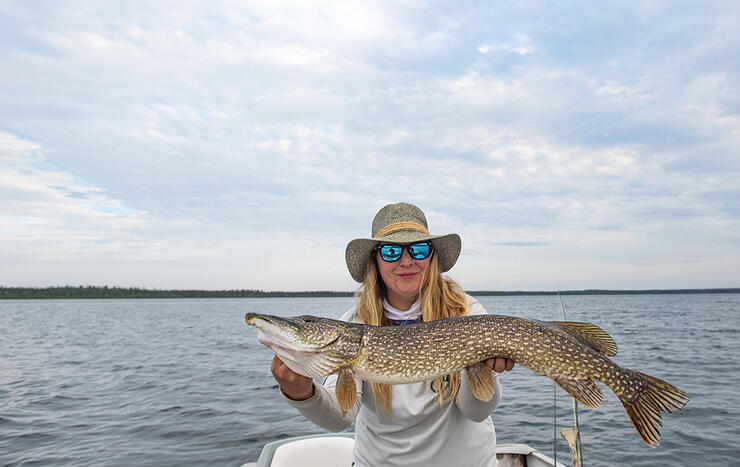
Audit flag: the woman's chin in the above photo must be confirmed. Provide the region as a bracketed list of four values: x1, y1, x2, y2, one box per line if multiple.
[391, 283, 421, 299]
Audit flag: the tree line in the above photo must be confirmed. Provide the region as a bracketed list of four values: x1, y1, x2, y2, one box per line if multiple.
[1, 285, 737, 300]
[469, 288, 740, 296]
[0, 286, 353, 299]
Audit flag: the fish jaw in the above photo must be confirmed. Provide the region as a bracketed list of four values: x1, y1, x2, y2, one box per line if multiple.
[255, 329, 316, 356]
[246, 313, 330, 353]
[245, 313, 363, 378]
[257, 329, 344, 378]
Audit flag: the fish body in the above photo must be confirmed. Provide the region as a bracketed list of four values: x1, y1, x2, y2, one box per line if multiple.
[245, 312, 689, 448]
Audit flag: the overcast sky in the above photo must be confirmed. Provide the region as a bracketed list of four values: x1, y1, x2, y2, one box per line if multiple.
[1, 1, 739, 291]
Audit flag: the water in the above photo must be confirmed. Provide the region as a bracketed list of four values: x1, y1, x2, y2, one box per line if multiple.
[1, 294, 738, 466]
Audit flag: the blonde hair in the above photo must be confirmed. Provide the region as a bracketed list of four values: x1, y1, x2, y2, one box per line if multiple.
[354, 250, 469, 412]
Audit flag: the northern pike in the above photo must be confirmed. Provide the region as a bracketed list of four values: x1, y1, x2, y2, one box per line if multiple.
[245, 312, 689, 448]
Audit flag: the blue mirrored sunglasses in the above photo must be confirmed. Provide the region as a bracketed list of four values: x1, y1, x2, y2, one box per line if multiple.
[375, 242, 433, 262]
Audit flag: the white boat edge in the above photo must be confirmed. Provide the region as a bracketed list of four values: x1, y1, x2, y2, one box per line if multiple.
[241, 433, 568, 467]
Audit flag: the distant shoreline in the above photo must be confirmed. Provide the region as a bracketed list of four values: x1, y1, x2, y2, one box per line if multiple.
[1, 286, 738, 300]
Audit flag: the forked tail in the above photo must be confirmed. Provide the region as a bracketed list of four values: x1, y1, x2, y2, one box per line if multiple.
[620, 371, 690, 447]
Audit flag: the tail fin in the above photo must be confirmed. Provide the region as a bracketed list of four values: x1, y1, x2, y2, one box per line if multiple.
[620, 371, 690, 448]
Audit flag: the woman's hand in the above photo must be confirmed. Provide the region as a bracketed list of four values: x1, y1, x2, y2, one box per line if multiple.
[483, 357, 515, 373]
[271, 355, 315, 401]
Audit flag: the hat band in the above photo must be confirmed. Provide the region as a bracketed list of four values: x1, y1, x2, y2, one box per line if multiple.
[376, 222, 430, 238]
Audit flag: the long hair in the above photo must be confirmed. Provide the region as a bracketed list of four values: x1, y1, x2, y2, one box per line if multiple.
[354, 250, 469, 412]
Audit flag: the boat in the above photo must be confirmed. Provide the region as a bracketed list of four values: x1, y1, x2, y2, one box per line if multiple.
[242, 432, 567, 467]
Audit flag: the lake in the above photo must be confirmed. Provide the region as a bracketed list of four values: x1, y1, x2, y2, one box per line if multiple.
[1, 294, 738, 465]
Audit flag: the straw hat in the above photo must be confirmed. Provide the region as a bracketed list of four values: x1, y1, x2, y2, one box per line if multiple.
[345, 202, 461, 283]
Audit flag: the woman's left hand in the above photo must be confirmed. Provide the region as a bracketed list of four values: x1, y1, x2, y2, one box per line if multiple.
[483, 357, 515, 373]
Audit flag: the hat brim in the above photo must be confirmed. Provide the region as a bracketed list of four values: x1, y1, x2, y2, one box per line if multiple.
[345, 232, 461, 283]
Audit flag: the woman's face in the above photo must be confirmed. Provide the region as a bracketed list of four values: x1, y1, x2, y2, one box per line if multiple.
[376, 244, 431, 310]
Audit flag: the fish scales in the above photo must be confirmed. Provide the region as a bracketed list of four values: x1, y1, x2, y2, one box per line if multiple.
[359, 316, 615, 384]
[245, 312, 689, 448]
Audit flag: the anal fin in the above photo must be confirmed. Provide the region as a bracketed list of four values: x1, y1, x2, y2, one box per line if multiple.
[466, 362, 496, 401]
[551, 375, 604, 409]
[335, 369, 357, 417]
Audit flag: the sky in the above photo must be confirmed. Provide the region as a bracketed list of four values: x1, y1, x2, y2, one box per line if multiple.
[1, 1, 739, 291]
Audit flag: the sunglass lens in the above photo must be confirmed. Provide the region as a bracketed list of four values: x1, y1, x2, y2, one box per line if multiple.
[379, 245, 403, 261]
[408, 242, 431, 259]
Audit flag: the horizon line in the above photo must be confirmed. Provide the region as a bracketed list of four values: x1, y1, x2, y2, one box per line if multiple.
[1, 285, 738, 300]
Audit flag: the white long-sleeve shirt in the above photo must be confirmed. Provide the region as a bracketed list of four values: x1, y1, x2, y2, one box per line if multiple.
[282, 296, 501, 467]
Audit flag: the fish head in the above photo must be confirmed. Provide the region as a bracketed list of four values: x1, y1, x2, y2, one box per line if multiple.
[245, 313, 363, 377]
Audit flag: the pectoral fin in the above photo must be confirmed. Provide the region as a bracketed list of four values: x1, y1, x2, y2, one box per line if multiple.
[335, 369, 357, 416]
[466, 362, 496, 401]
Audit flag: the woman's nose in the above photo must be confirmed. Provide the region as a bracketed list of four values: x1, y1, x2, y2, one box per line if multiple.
[397, 249, 414, 266]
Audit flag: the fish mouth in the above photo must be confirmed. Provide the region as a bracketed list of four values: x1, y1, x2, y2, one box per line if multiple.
[246, 312, 346, 378]
[245, 313, 339, 353]
[256, 329, 340, 354]
[256, 329, 295, 351]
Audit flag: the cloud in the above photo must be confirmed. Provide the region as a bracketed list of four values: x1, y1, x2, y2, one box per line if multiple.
[0, 132, 141, 219]
[478, 34, 535, 56]
[1, 1, 739, 289]
[0, 132, 148, 263]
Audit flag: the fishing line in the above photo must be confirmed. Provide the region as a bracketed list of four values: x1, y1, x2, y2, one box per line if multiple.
[553, 378, 557, 466]
[558, 288, 584, 466]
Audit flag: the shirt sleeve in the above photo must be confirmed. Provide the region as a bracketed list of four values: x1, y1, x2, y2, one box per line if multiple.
[454, 295, 503, 422]
[280, 372, 362, 432]
[279, 307, 363, 432]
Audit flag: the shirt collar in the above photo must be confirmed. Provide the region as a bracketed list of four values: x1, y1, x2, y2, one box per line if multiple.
[383, 297, 422, 321]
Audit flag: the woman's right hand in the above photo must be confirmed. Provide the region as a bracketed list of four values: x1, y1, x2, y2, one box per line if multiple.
[271, 355, 315, 401]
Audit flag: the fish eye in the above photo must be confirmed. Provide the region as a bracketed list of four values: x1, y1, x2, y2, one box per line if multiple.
[301, 316, 317, 323]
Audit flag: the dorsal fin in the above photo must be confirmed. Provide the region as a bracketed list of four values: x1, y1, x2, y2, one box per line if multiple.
[547, 321, 618, 356]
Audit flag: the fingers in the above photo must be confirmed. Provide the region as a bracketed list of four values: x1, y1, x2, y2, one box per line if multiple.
[483, 357, 516, 373]
[270, 355, 314, 400]
[270, 354, 282, 376]
[271, 355, 306, 382]
[504, 358, 515, 372]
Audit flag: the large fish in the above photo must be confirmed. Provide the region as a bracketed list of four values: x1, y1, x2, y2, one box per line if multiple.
[245, 312, 689, 448]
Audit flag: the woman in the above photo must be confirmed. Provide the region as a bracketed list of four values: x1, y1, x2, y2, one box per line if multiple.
[270, 202, 515, 467]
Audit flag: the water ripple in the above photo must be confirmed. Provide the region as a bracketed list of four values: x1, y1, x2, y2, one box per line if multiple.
[1, 295, 738, 466]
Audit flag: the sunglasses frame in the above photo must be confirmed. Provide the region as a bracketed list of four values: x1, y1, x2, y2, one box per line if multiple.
[374, 241, 433, 262]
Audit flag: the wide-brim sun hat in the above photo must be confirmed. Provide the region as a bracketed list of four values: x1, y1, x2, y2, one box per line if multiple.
[345, 202, 462, 283]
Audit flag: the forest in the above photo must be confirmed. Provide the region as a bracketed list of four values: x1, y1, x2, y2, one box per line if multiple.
[1, 286, 737, 299]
